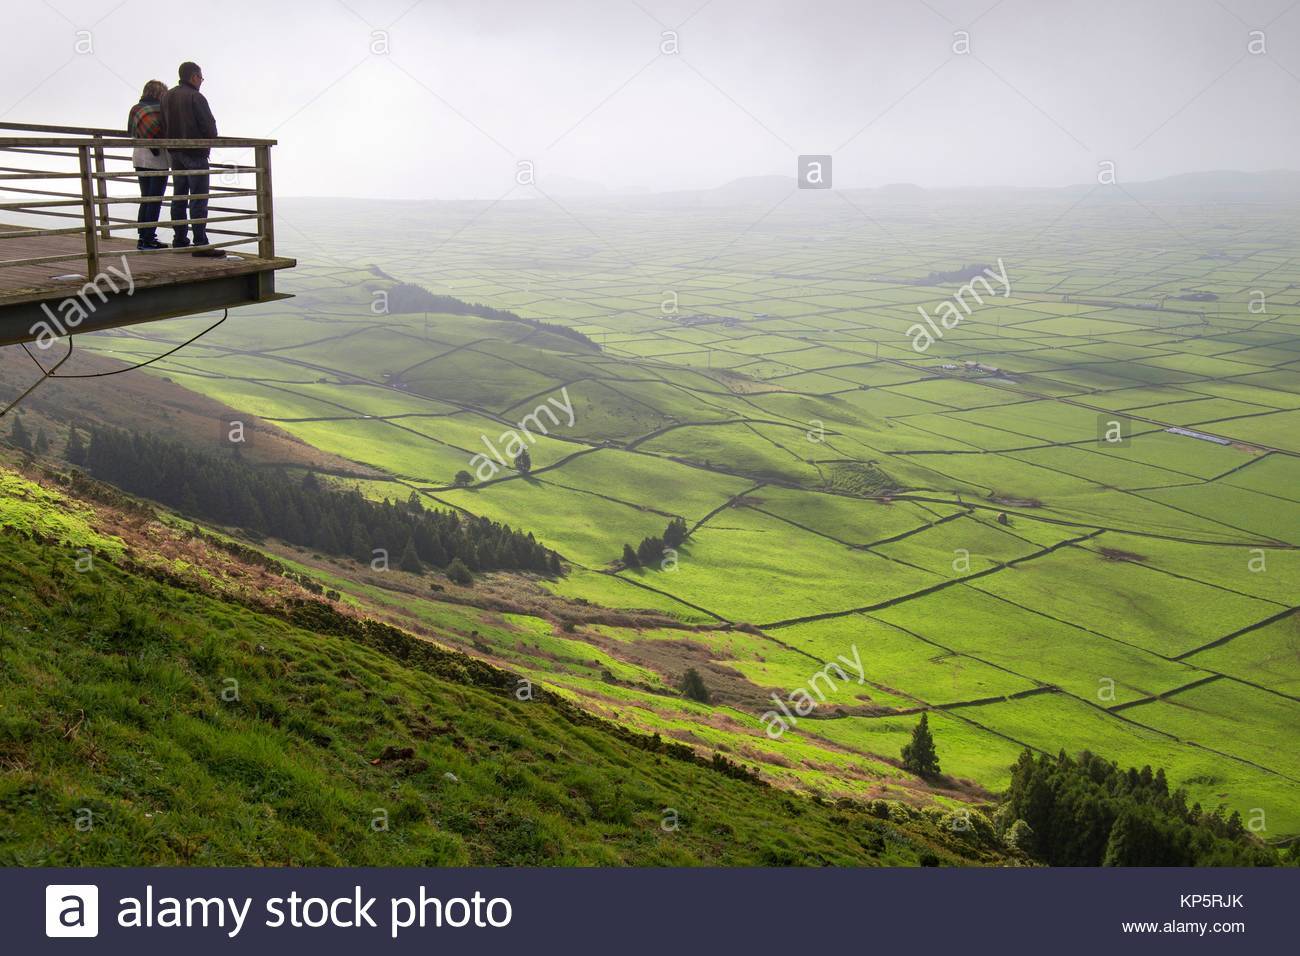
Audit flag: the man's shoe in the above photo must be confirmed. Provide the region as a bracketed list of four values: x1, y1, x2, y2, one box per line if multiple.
[137, 238, 166, 250]
[192, 248, 226, 258]
[172, 238, 191, 249]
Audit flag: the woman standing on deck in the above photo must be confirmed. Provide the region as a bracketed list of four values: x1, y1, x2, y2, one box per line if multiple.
[128, 80, 169, 251]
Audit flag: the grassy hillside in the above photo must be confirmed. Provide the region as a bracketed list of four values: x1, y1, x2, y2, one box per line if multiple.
[0, 467, 1007, 866]
[70, 241, 1300, 841]
[10, 191, 1298, 854]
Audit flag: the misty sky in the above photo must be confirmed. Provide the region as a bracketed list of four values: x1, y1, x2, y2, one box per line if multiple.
[4, 0, 1300, 199]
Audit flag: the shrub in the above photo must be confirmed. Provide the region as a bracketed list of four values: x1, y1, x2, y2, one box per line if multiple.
[1003, 819, 1035, 854]
[679, 667, 711, 703]
[446, 558, 473, 586]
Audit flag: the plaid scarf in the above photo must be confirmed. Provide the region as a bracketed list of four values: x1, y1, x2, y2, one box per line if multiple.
[129, 100, 164, 139]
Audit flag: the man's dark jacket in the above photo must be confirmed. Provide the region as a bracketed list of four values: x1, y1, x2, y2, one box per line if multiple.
[161, 83, 218, 159]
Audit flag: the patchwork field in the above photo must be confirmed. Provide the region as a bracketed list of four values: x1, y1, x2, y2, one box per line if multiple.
[72, 189, 1300, 840]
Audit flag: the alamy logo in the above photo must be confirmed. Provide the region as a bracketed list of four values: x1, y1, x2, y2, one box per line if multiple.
[29, 256, 136, 349]
[798, 155, 832, 189]
[45, 884, 99, 938]
[907, 259, 1011, 353]
[468, 386, 576, 482]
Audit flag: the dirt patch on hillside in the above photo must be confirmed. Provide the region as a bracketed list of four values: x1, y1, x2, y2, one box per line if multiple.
[989, 494, 1043, 508]
[713, 370, 790, 394]
[1098, 546, 1147, 562]
[578, 630, 777, 709]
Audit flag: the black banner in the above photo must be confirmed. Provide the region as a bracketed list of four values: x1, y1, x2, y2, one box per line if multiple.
[10, 867, 1294, 953]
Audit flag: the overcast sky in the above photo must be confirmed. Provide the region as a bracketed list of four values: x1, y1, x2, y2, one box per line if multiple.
[4, 0, 1300, 198]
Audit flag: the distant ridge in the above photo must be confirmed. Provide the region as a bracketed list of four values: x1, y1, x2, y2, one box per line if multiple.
[379, 282, 601, 351]
[1061, 169, 1300, 202]
[283, 168, 1300, 205]
[622, 169, 1300, 205]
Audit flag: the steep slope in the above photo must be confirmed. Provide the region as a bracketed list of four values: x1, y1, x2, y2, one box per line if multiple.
[0, 463, 1012, 866]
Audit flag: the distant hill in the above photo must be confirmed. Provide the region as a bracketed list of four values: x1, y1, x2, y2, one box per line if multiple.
[285, 168, 1300, 208]
[879, 182, 926, 197]
[658, 170, 1300, 203]
[921, 170, 1300, 204]
[1095, 169, 1300, 202]
[712, 174, 798, 198]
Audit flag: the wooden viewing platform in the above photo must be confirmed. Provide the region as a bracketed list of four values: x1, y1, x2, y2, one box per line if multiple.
[0, 122, 294, 348]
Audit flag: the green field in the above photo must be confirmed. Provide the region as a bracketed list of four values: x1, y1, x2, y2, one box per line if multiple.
[66, 190, 1300, 842]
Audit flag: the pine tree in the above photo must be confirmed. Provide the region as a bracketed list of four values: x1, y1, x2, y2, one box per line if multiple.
[8, 416, 31, 452]
[622, 543, 641, 568]
[65, 427, 86, 465]
[901, 712, 941, 779]
[1102, 808, 1155, 866]
[636, 535, 663, 566]
[663, 516, 688, 548]
[1227, 810, 1244, 839]
[399, 539, 424, 574]
[34, 427, 50, 456]
[316, 519, 341, 554]
[454, 469, 473, 487]
[514, 447, 532, 475]
[425, 534, 448, 567]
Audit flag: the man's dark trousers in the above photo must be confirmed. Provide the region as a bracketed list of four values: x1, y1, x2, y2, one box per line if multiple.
[170, 151, 210, 246]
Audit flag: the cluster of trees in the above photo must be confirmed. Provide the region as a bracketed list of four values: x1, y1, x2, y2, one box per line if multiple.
[73, 425, 563, 579]
[620, 517, 688, 569]
[1001, 749, 1279, 866]
[915, 264, 995, 286]
[384, 283, 600, 350]
[6, 416, 50, 456]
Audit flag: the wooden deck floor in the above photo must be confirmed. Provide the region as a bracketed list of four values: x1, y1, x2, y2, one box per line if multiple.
[0, 223, 294, 307]
[0, 223, 295, 347]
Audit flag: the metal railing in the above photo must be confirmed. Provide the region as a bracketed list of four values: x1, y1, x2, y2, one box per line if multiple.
[0, 121, 278, 276]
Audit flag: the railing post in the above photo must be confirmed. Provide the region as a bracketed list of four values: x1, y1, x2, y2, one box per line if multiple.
[255, 144, 274, 259]
[92, 134, 110, 240]
[77, 144, 99, 275]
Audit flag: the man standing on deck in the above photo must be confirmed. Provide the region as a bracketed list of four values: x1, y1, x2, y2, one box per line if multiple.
[161, 62, 224, 257]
